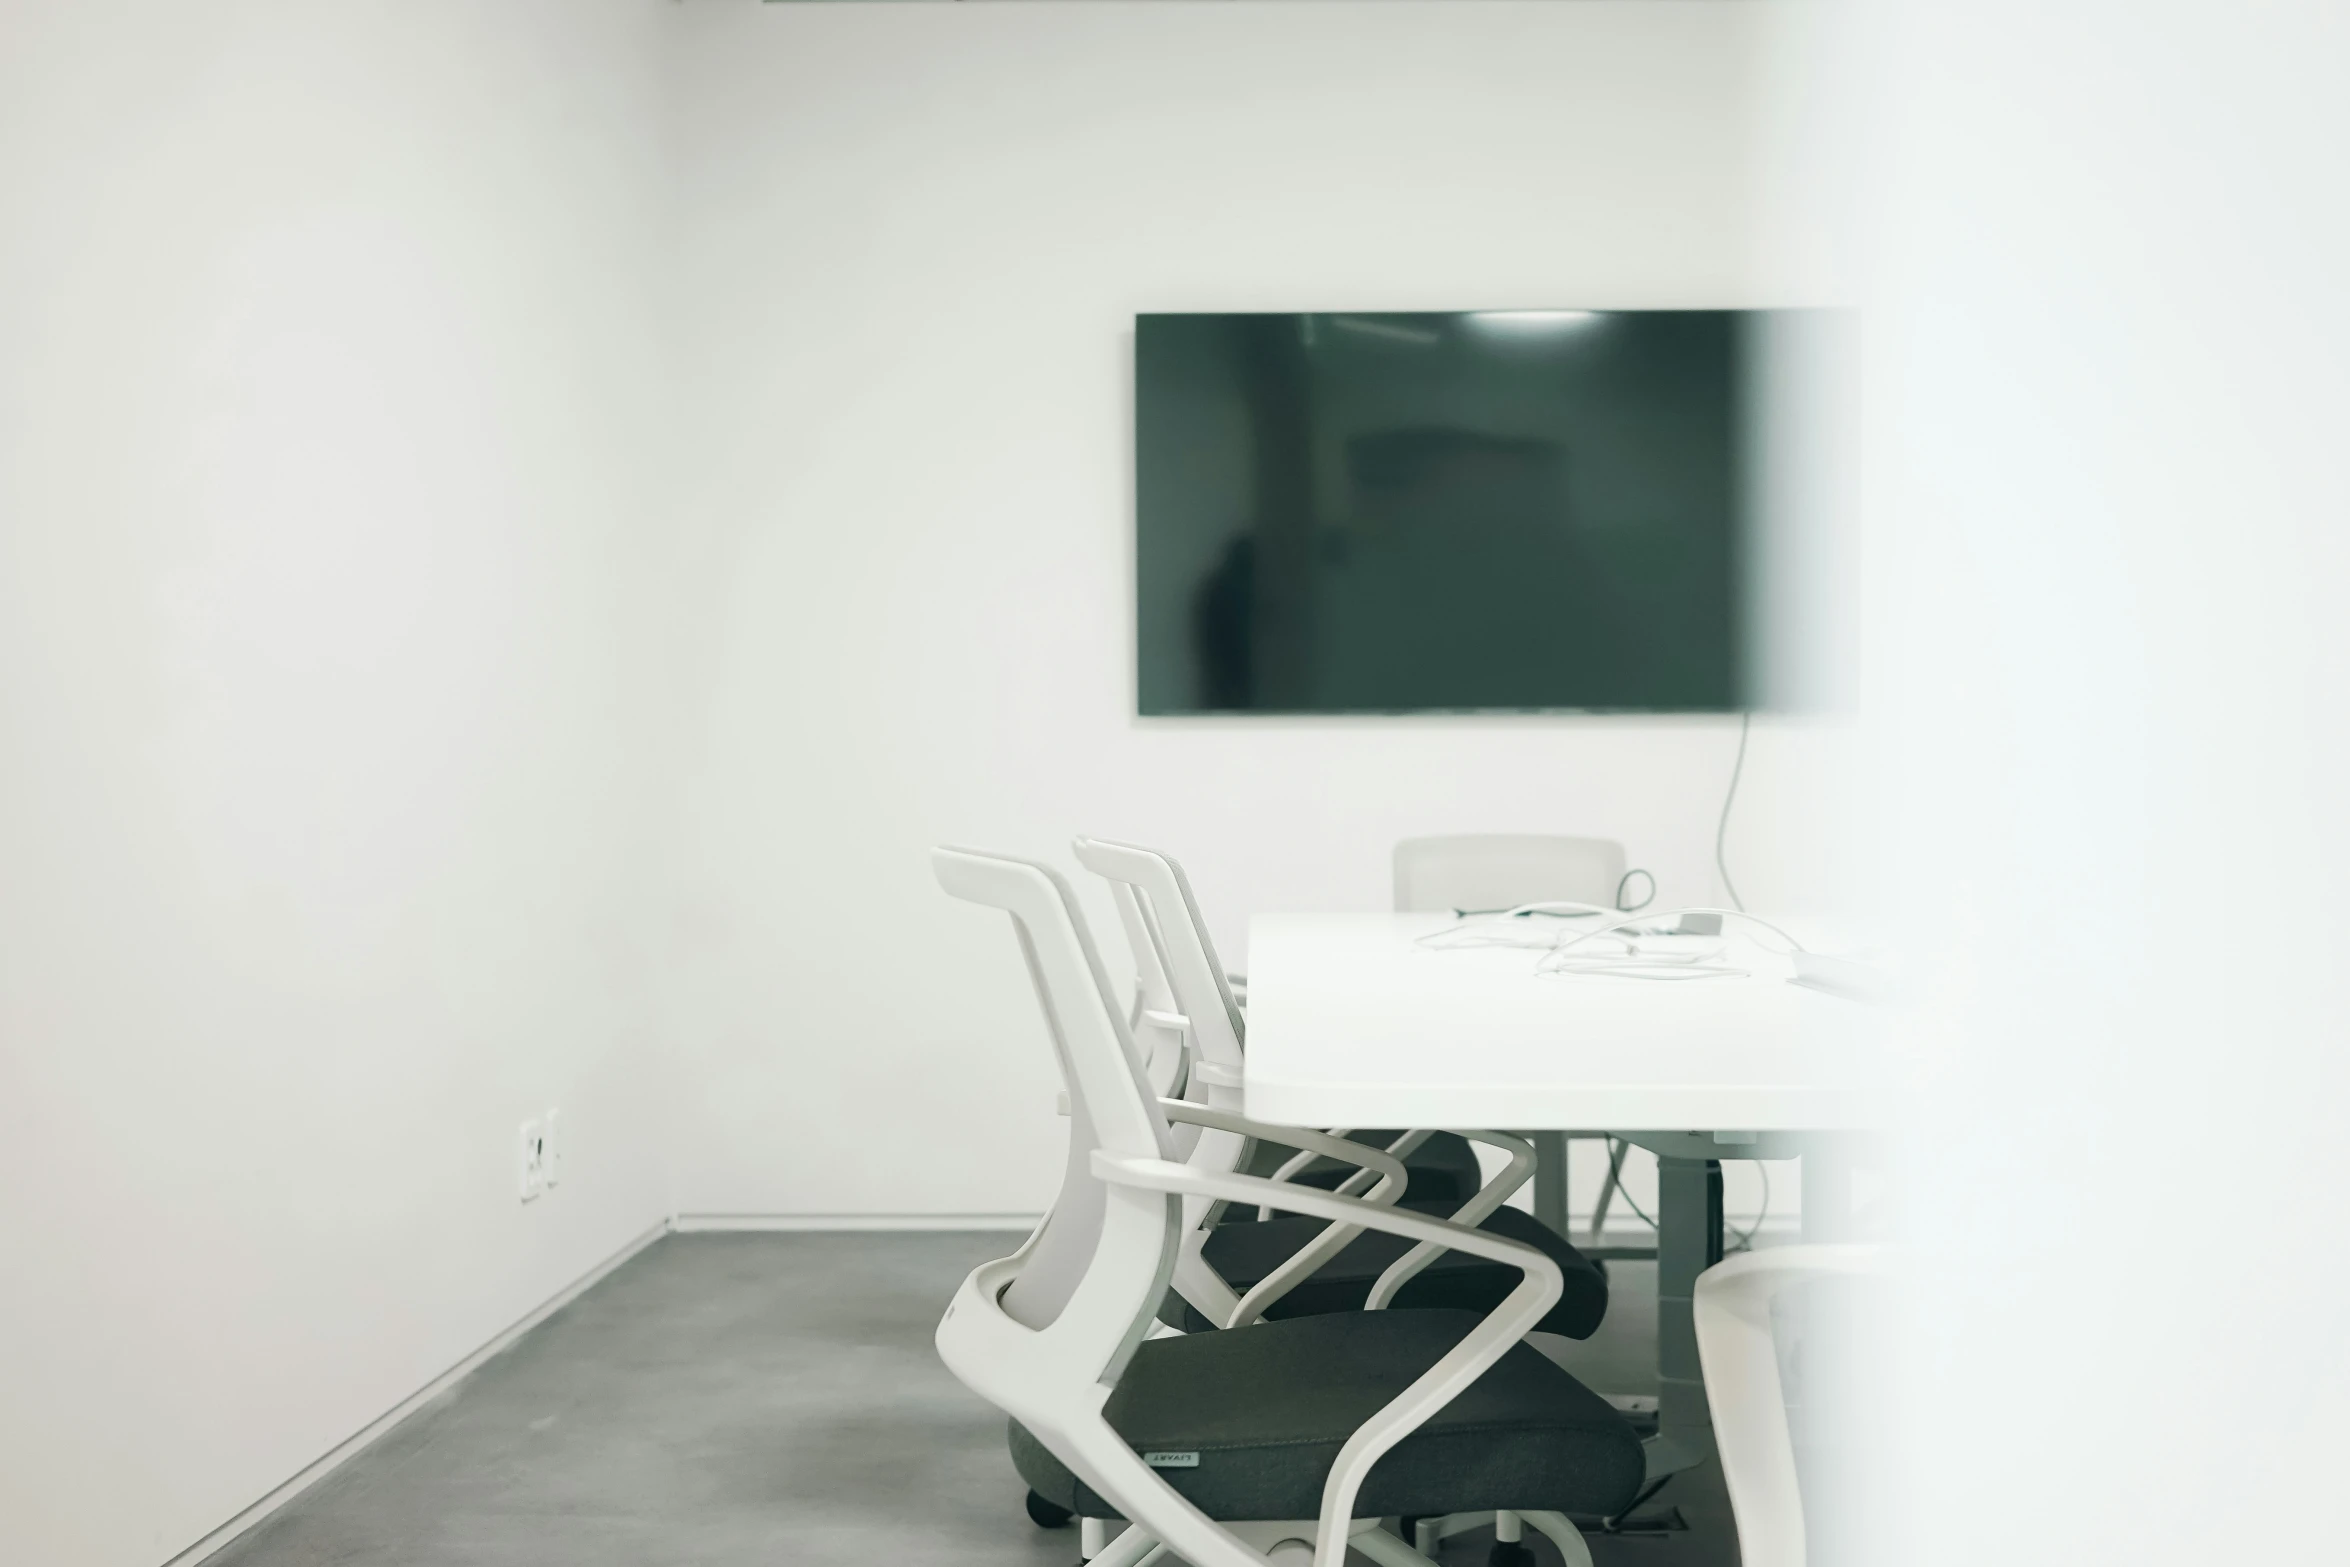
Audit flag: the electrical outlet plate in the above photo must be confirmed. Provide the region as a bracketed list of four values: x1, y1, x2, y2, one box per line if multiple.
[518, 1119, 547, 1201]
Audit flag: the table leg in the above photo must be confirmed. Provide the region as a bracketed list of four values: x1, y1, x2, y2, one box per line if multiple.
[1531, 1130, 1570, 1232]
[1655, 1155, 1725, 1458]
[1802, 1135, 1857, 1242]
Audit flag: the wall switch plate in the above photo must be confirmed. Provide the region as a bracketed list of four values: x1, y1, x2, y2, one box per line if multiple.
[541, 1108, 561, 1188]
[518, 1118, 547, 1201]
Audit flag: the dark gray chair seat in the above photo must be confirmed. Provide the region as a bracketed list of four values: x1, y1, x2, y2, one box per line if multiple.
[1177, 1203, 1609, 1340]
[1009, 1309, 1646, 1523]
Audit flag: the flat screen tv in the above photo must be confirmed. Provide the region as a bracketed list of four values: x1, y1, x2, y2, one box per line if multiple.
[1135, 310, 1757, 715]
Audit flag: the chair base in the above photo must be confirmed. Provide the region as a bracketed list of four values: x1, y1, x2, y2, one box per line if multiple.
[1077, 1512, 1598, 1567]
[1411, 1510, 1595, 1567]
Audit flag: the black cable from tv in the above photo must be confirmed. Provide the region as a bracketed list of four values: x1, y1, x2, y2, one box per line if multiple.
[1729, 1162, 1772, 1252]
[1607, 1142, 1660, 1231]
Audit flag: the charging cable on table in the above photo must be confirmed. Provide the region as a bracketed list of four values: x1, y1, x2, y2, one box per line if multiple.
[1421, 900, 1627, 950]
[1419, 902, 1805, 981]
[1536, 907, 1802, 981]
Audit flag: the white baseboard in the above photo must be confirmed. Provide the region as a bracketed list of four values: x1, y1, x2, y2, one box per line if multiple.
[672, 1212, 1042, 1233]
[167, 1217, 672, 1567]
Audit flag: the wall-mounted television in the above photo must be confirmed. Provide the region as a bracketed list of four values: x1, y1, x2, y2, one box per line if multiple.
[1135, 310, 1758, 715]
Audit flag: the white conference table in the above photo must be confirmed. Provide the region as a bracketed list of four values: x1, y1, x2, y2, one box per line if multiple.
[1241, 911, 1885, 1479]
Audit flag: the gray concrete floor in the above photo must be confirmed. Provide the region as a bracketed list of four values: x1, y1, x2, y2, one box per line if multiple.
[206, 1233, 1740, 1567]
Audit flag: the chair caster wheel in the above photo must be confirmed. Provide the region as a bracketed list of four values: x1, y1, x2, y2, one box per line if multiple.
[1025, 1489, 1073, 1529]
[1488, 1542, 1537, 1567]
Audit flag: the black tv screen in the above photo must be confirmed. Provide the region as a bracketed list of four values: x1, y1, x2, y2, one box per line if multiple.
[1135, 310, 1754, 714]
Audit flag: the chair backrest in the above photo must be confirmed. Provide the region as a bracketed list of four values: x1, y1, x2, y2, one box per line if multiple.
[1073, 837, 1247, 1082]
[1073, 838, 1276, 1328]
[1110, 879, 1188, 1098]
[1393, 833, 1629, 913]
[931, 847, 1174, 1334]
[1693, 1244, 1885, 1567]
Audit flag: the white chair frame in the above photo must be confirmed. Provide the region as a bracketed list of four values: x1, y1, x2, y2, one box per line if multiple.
[1109, 875, 1191, 1102]
[931, 847, 1596, 1567]
[1072, 838, 1540, 1325]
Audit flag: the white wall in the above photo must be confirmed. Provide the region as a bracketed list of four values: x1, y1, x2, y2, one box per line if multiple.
[0, 10, 1835, 1556]
[665, 1, 1822, 1220]
[0, 5, 687, 1565]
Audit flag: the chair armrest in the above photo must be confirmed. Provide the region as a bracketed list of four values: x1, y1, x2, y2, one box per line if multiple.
[1331, 1129, 1435, 1199]
[1267, 1129, 1437, 1207]
[1693, 1245, 1884, 1567]
[1157, 1101, 1409, 1200]
[1135, 1009, 1191, 1099]
[1267, 1130, 1350, 1188]
[1188, 1059, 1241, 1091]
[1095, 1152, 1565, 1567]
[1156, 1100, 1406, 1328]
[1363, 1128, 1537, 1310]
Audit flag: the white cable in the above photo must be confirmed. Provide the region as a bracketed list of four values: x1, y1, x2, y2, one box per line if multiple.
[1716, 711, 1750, 913]
[1413, 900, 1620, 950]
[1536, 908, 1803, 981]
[1543, 954, 1744, 981]
[1544, 907, 1804, 953]
[1417, 904, 1806, 980]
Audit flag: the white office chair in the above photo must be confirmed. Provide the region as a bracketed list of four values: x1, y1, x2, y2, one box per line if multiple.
[1094, 840, 1487, 1215]
[1035, 842, 1577, 1548]
[931, 846, 1644, 1567]
[1074, 836, 1611, 1342]
[1692, 1245, 1884, 1567]
[1080, 837, 1634, 1566]
[1391, 835, 1652, 1248]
